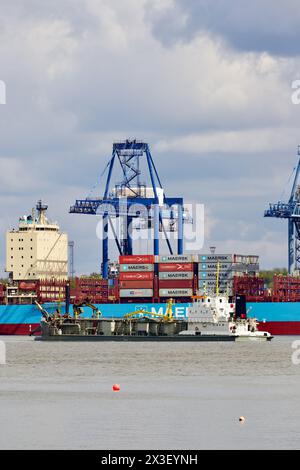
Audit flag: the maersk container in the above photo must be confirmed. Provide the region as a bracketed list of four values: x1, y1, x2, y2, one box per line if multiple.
[119, 272, 154, 281]
[158, 263, 193, 272]
[119, 280, 154, 289]
[198, 262, 232, 271]
[119, 255, 155, 264]
[198, 280, 232, 288]
[158, 280, 193, 289]
[199, 254, 234, 263]
[199, 271, 233, 280]
[159, 271, 193, 280]
[119, 289, 154, 297]
[120, 264, 154, 272]
[158, 254, 194, 263]
[159, 288, 193, 297]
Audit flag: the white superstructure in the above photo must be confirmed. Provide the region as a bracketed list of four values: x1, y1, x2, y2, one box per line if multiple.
[181, 295, 273, 340]
[6, 201, 68, 281]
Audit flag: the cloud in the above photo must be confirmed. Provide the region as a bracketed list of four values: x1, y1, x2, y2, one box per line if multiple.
[146, 0, 300, 57]
[0, 0, 299, 275]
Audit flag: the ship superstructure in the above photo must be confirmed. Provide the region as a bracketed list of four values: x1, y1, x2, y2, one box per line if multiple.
[6, 200, 68, 282]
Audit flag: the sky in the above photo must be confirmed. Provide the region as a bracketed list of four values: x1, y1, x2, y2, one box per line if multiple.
[0, 0, 300, 275]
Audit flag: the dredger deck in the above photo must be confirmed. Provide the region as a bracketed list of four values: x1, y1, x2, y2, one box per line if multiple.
[35, 317, 237, 341]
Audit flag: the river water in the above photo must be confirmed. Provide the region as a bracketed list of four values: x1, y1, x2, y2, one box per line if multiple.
[0, 336, 299, 450]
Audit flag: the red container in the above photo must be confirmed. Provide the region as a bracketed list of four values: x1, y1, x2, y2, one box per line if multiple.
[158, 280, 193, 288]
[119, 255, 155, 264]
[119, 280, 154, 289]
[158, 263, 194, 272]
[119, 272, 154, 281]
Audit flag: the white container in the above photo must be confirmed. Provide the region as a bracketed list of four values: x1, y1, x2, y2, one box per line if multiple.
[198, 254, 234, 263]
[159, 271, 194, 280]
[159, 288, 193, 297]
[119, 264, 154, 272]
[119, 289, 154, 297]
[158, 254, 194, 263]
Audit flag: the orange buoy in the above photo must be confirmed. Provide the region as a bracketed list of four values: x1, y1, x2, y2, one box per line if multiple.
[113, 384, 120, 392]
[239, 416, 245, 422]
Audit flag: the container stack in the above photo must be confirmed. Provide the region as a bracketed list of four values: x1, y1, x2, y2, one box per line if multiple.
[198, 254, 259, 296]
[119, 255, 155, 301]
[158, 255, 195, 300]
[73, 277, 109, 304]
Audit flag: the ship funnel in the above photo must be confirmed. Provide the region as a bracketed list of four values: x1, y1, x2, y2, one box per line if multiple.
[235, 294, 247, 319]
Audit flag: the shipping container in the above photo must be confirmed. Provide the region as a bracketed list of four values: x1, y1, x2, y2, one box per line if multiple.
[119, 255, 155, 264]
[199, 280, 232, 288]
[119, 289, 153, 298]
[158, 254, 194, 263]
[159, 288, 193, 297]
[198, 262, 233, 271]
[199, 271, 233, 280]
[158, 263, 193, 272]
[119, 280, 154, 289]
[199, 254, 234, 263]
[119, 272, 154, 281]
[158, 280, 193, 289]
[159, 271, 193, 280]
[120, 264, 154, 272]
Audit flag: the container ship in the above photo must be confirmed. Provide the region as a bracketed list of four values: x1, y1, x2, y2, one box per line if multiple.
[1, 140, 300, 336]
[0, 206, 298, 336]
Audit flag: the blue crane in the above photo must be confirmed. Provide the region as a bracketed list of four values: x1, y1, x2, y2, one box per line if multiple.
[264, 147, 300, 274]
[70, 140, 190, 278]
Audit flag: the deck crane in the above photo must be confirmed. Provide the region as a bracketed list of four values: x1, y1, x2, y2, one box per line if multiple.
[264, 147, 300, 274]
[123, 298, 175, 322]
[70, 140, 191, 279]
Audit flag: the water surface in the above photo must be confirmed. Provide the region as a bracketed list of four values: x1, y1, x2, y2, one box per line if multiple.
[0, 336, 299, 449]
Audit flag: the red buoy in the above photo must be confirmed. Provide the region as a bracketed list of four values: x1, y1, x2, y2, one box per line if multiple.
[113, 384, 120, 392]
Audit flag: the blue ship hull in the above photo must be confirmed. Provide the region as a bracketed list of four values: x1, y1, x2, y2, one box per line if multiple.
[0, 302, 299, 335]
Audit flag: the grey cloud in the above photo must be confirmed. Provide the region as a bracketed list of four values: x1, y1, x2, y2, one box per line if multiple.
[146, 0, 300, 56]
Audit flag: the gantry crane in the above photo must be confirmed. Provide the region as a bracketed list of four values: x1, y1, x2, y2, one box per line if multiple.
[70, 140, 191, 278]
[264, 147, 300, 274]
